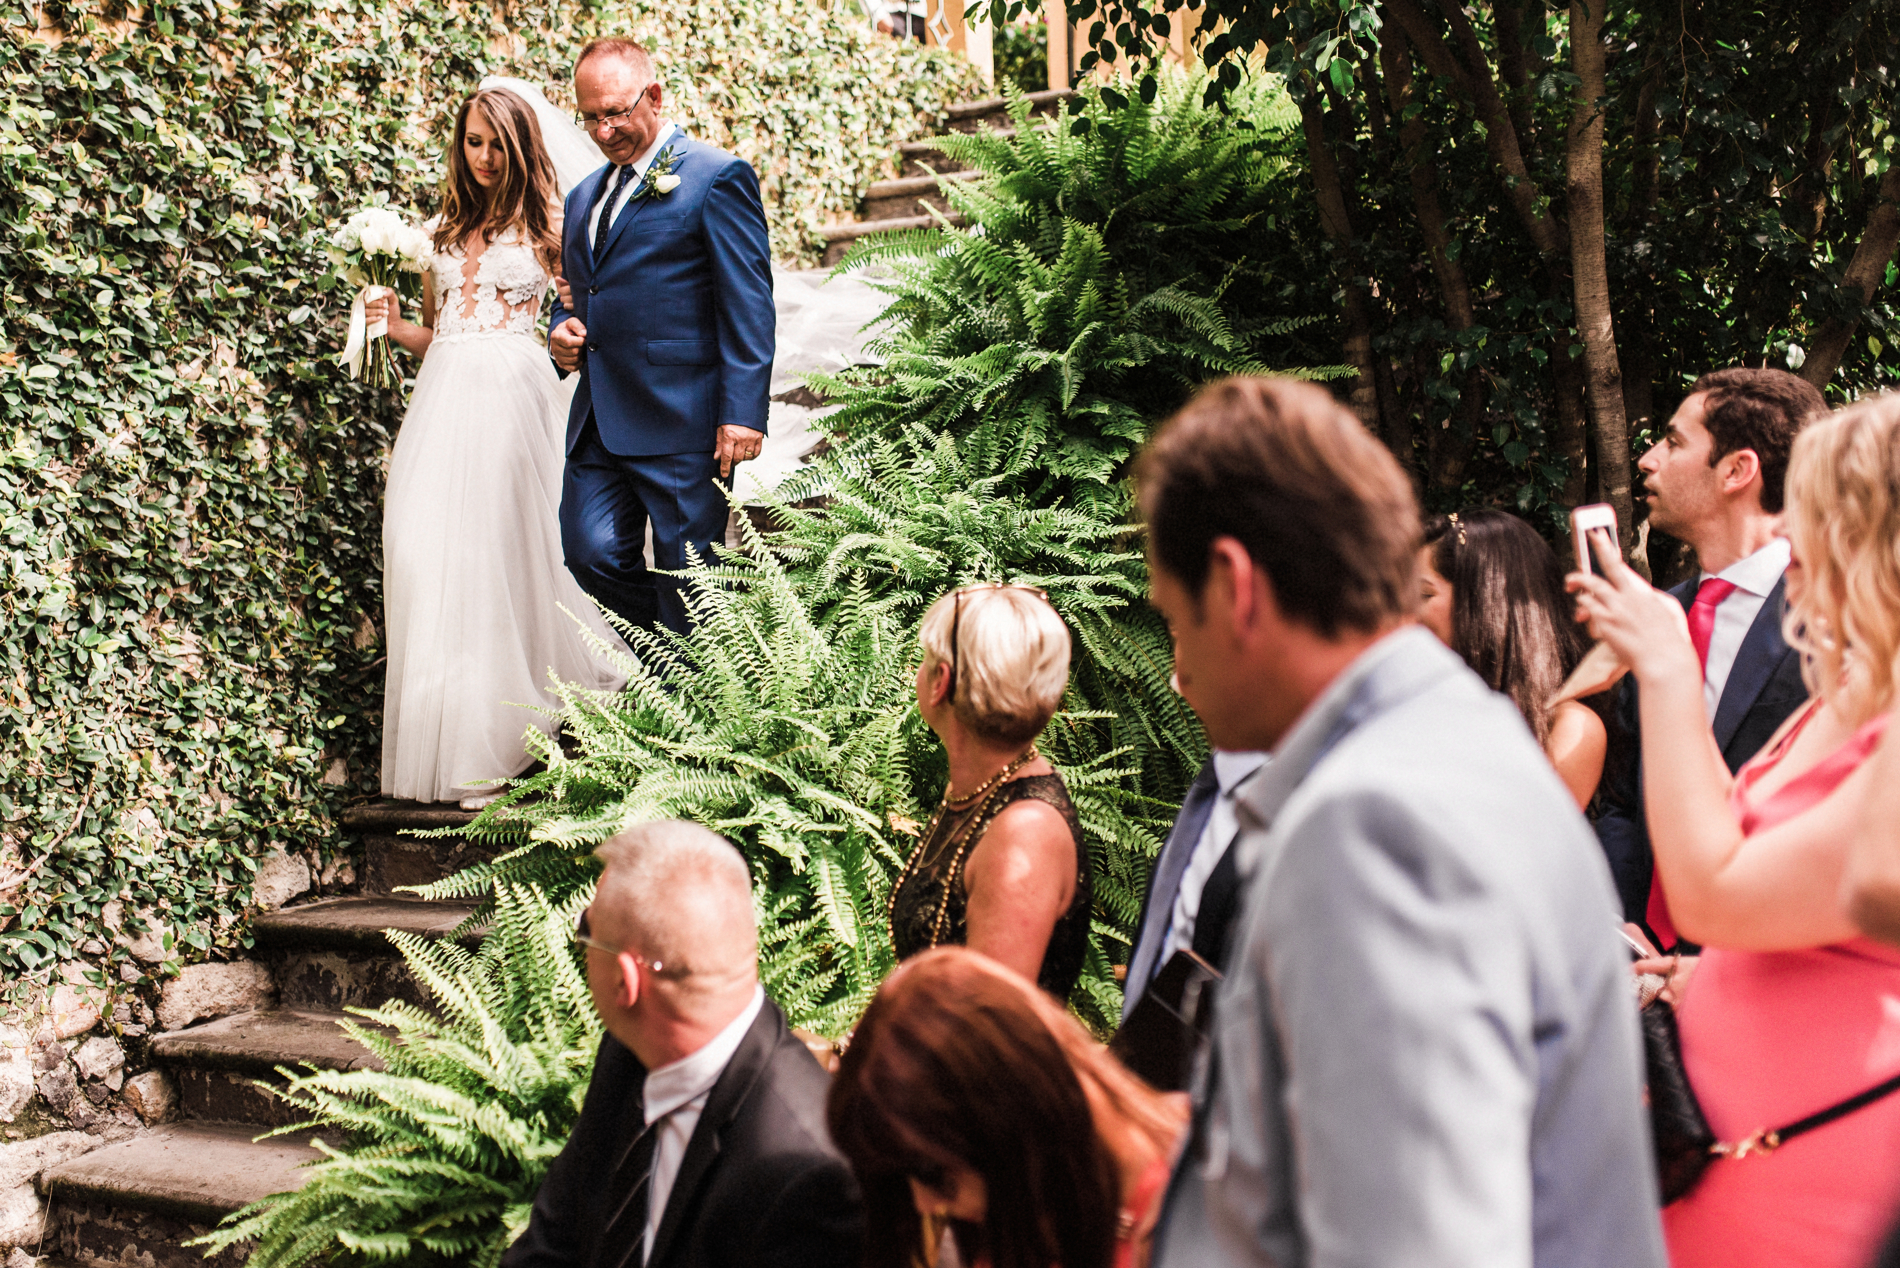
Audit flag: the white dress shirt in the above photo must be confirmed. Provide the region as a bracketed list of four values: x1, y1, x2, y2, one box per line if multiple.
[1159, 750, 1269, 962]
[639, 983, 764, 1262]
[588, 121, 678, 251]
[1699, 537, 1790, 718]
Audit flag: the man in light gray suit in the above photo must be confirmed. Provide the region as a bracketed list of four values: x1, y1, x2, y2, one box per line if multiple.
[1138, 377, 1664, 1268]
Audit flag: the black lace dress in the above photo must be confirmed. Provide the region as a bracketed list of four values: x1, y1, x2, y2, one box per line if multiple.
[888, 773, 1093, 999]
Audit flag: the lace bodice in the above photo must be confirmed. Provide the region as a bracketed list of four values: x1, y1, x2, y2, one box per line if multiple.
[429, 227, 551, 343]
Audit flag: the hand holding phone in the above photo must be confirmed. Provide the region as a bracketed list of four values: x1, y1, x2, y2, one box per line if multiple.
[1570, 503, 1618, 575]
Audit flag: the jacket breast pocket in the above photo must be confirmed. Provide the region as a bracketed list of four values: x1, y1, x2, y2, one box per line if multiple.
[645, 339, 717, 366]
[627, 214, 688, 236]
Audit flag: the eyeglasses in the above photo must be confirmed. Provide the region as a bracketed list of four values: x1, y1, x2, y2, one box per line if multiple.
[575, 85, 655, 135]
[572, 906, 669, 975]
[944, 582, 1048, 704]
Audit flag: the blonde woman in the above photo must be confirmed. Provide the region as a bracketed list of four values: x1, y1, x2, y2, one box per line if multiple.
[888, 584, 1092, 999]
[1571, 392, 1900, 1268]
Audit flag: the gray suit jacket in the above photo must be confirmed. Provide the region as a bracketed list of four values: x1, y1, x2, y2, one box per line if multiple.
[1153, 628, 1665, 1268]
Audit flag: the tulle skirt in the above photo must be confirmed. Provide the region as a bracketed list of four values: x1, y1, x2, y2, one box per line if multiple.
[381, 331, 625, 803]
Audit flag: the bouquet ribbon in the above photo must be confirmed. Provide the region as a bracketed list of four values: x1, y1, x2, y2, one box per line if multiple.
[337, 284, 391, 380]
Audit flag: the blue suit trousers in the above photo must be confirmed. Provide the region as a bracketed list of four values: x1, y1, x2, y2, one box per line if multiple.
[560, 415, 730, 638]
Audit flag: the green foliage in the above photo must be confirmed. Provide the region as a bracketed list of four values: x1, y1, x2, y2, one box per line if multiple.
[193, 884, 601, 1268]
[434, 79, 1337, 1034]
[984, 0, 1900, 537]
[992, 20, 1050, 93]
[0, 0, 970, 1002]
[824, 75, 1342, 511]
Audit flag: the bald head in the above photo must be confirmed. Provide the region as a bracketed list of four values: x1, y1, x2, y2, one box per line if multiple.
[593, 820, 758, 1001]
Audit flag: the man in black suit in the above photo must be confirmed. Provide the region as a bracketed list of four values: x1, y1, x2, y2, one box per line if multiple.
[502, 820, 861, 1268]
[1595, 367, 1826, 946]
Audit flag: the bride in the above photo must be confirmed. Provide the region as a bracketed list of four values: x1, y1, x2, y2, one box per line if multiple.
[369, 82, 625, 809]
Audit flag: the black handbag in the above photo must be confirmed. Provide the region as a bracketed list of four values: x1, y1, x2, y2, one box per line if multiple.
[1109, 948, 1222, 1092]
[1642, 995, 1900, 1204]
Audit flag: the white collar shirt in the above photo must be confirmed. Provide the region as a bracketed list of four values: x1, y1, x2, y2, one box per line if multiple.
[1159, 749, 1270, 963]
[588, 121, 678, 251]
[1698, 537, 1790, 719]
[639, 983, 764, 1263]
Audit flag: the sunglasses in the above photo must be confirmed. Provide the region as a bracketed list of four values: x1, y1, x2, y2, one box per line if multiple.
[572, 906, 670, 976]
[944, 582, 1049, 704]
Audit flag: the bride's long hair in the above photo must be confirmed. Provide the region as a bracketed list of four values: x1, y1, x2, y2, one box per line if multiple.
[435, 87, 561, 269]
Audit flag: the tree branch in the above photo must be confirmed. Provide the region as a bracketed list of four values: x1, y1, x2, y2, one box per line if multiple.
[1567, 0, 1638, 564]
[1800, 161, 1900, 389]
[1384, 0, 1568, 261]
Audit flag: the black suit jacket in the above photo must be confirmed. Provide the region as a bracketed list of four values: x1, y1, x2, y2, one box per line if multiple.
[501, 997, 862, 1268]
[1593, 573, 1808, 928]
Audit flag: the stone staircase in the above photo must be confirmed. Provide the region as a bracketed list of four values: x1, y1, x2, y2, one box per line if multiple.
[36, 802, 491, 1268]
[818, 87, 1076, 267]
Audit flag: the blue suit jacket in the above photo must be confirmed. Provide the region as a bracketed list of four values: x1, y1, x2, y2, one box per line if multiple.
[1592, 573, 1809, 926]
[552, 134, 775, 457]
[1122, 761, 1219, 1020]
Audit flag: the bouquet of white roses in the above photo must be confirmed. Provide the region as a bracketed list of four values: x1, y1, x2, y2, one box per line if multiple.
[327, 206, 433, 388]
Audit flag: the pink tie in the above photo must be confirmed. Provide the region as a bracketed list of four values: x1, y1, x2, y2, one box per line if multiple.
[1687, 577, 1739, 671]
[1650, 575, 1741, 948]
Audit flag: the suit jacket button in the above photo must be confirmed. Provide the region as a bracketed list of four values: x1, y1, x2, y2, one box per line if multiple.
[588, 286, 598, 295]
[586, 343, 598, 352]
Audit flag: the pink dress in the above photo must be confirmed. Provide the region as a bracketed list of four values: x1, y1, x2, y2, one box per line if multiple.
[1663, 703, 1900, 1268]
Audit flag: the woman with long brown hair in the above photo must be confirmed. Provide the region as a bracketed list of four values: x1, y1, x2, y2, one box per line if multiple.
[1418, 506, 1608, 807]
[829, 948, 1185, 1268]
[369, 83, 624, 807]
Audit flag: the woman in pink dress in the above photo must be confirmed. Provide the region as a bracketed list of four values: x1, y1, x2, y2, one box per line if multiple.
[1572, 390, 1900, 1268]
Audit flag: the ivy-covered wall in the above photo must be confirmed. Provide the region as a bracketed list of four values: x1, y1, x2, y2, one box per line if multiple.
[0, 0, 975, 1009]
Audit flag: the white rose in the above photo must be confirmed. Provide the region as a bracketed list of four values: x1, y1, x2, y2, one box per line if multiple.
[359, 219, 394, 255]
[655, 174, 681, 195]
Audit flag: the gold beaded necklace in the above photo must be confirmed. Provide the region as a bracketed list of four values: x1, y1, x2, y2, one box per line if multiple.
[888, 746, 1040, 948]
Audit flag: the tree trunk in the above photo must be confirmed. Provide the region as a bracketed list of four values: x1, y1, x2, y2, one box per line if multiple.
[1800, 161, 1900, 389]
[1567, 0, 1638, 564]
[1382, 35, 1480, 489]
[1299, 90, 1382, 430]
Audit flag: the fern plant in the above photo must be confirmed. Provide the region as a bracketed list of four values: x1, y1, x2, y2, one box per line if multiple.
[421, 76, 1337, 1035]
[192, 884, 600, 1268]
[817, 72, 1345, 512]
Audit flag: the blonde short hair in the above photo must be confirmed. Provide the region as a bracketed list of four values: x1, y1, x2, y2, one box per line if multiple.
[919, 586, 1071, 745]
[1783, 392, 1900, 723]
[593, 819, 757, 995]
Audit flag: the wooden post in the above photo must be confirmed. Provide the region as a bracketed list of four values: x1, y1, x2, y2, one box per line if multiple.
[1044, 0, 1071, 90]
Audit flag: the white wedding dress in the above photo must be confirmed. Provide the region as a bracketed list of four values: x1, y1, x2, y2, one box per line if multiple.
[380, 228, 626, 804]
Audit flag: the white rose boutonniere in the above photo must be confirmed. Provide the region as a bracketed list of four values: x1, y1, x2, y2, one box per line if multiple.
[632, 146, 683, 203]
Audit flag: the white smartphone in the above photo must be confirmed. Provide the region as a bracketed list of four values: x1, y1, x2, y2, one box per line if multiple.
[1571, 503, 1618, 574]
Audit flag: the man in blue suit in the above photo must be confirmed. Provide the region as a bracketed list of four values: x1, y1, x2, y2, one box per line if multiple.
[1594, 367, 1825, 945]
[1120, 749, 1266, 1019]
[551, 39, 774, 636]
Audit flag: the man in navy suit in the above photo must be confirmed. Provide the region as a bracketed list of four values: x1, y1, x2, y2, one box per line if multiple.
[550, 39, 774, 636]
[1120, 749, 1266, 1018]
[1594, 367, 1826, 945]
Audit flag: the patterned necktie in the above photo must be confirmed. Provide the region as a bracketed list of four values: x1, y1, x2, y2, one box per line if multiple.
[600, 1118, 659, 1268]
[594, 163, 637, 263]
[1687, 577, 1740, 672]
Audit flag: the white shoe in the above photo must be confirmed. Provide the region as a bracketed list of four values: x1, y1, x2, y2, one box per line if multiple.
[458, 793, 503, 812]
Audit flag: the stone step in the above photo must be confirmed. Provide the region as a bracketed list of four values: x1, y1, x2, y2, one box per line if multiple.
[863, 170, 976, 221]
[338, 799, 495, 895]
[40, 1121, 324, 1268]
[253, 895, 485, 1011]
[819, 210, 968, 268]
[896, 131, 1009, 177]
[944, 86, 1074, 132]
[153, 1008, 385, 1127]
